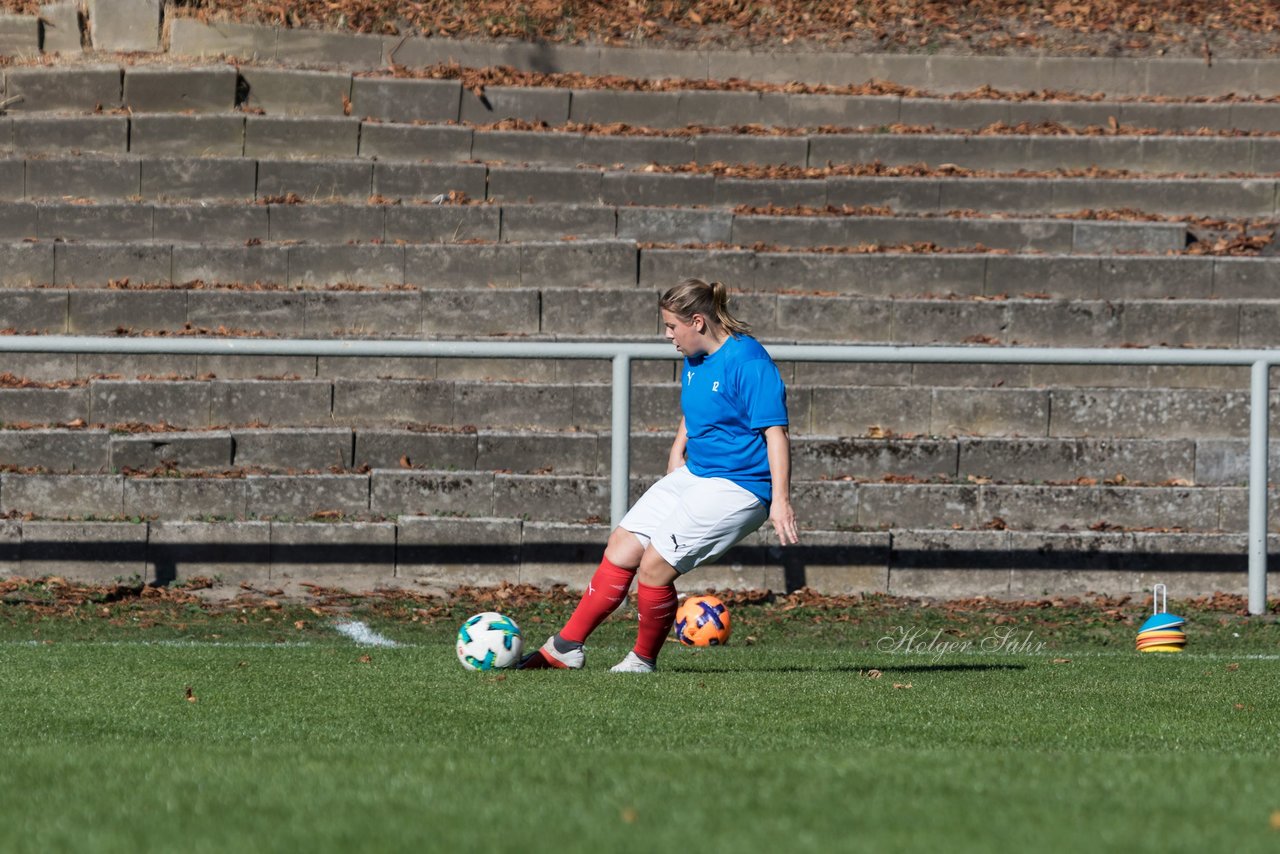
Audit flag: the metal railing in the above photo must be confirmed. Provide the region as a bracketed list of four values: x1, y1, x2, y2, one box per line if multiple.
[1, 335, 1273, 614]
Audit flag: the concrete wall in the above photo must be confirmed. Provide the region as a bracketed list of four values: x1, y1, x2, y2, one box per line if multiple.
[7, 516, 1276, 598]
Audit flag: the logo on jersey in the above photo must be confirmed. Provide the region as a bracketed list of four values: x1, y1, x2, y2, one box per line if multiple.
[686, 370, 695, 385]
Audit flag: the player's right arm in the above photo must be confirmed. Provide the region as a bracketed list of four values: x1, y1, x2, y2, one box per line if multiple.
[667, 417, 688, 473]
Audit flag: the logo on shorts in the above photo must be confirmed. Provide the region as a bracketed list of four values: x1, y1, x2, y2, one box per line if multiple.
[670, 534, 682, 551]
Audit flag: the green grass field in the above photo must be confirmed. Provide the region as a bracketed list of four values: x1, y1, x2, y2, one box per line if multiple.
[1, 585, 1278, 853]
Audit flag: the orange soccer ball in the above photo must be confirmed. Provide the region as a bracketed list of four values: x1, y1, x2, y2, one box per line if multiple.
[673, 595, 731, 646]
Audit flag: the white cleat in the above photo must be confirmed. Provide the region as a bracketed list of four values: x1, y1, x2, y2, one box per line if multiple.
[609, 651, 657, 673]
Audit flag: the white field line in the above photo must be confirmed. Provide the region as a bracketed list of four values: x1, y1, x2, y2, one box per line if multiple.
[333, 620, 401, 648]
[0, 639, 317, 648]
[0, 621, 408, 650]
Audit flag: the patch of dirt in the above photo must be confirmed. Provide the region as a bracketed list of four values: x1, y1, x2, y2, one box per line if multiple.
[383, 63, 1280, 105]
[467, 116, 1280, 138]
[646, 158, 1223, 180]
[1, 576, 1270, 621]
[153, 1, 1280, 59]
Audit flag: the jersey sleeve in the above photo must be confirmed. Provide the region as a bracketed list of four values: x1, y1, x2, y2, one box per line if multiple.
[736, 356, 788, 430]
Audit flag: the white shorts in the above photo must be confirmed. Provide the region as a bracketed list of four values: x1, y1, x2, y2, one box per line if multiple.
[619, 466, 768, 575]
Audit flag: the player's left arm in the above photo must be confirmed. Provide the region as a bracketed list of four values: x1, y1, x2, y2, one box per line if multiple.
[764, 425, 799, 545]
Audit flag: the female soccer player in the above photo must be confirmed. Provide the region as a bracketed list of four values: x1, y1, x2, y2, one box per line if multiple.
[520, 278, 799, 673]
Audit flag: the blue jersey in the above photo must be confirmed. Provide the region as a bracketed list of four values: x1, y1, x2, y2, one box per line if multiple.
[681, 334, 788, 504]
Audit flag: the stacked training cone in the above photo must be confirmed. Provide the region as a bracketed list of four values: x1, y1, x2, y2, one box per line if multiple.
[1137, 584, 1186, 654]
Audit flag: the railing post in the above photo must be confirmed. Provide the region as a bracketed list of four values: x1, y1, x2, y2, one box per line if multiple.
[1249, 360, 1270, 615]
[610, 354, 632, 528]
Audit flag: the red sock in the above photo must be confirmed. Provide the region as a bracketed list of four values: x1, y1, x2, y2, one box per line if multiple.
[633, 581, 678, 663]
[560, 557, 636, 644]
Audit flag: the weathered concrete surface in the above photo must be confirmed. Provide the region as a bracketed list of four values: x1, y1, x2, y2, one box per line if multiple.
[240, 67, 351, 116]
[110, 431, 234, 471]
[37, 2, 81, 54]
[123, 65, 237, 112]
[371, 469, 495, 517]
[231, 428, 353, 470]
[87, 0, 159, 52]
[20, 520, 146, 581]
[271, 521, 396, 587]
[146, 520, 269, 584]
[244, 474, 370, 518]
[6, 66, 117, 111]
[0, 428, 109, 472]
[889, 529, 1012, 597]
[1, 472, 122, 517]
[518, 520, 609, 590]
[396, 515, 521, 588]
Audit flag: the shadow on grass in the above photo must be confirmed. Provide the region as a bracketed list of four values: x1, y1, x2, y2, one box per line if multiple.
[668, 662, 1028, 674]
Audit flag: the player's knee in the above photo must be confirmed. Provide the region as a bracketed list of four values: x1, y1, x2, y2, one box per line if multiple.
[604, 527, 644, 568]
[637, 548, 678, 587]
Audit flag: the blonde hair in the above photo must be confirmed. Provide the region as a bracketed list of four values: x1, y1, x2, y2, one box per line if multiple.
[659, 278, 751, 336]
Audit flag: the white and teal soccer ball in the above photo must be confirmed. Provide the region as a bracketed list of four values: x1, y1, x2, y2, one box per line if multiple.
[456, 612, 523, 671]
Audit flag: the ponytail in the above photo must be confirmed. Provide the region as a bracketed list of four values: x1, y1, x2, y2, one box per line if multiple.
[659, 278, 752, 336]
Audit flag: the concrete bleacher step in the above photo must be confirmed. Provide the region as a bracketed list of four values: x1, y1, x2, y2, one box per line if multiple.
[166, 15, 1280, 101]
[0, 464, 1266, 530]
[0, 428, 1267, 486]
[0, 200, 1189, 254]
[6, 106, 1280, 176]
[1, 151, 1273, 219]
[0, 242, 1272, 298]
[0, 374, 1272, 438]
[479, 167, 1280, 219]
[369, 123, 1280, 176]
[6, 514, 1272, 596]
[14, 61, 1280, 132]
[1, 347, 1259, 402]
[5, 284, 1275, 347]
